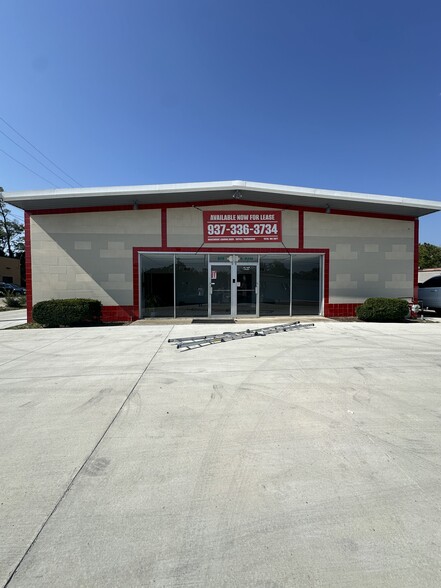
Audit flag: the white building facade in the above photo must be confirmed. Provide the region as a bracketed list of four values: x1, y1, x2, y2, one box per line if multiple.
[4, 180, 441, 322]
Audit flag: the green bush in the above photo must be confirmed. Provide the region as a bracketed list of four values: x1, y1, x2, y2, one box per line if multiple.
[356, 297, 409, 322]
[32, 298, 102, 327]
[5, 294, 24, 308]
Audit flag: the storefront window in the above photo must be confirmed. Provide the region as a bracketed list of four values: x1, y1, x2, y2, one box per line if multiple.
[260, 255, 291, 316]
[139, 252, 322, 318]
[176, 255, 208, 317]
[140, 254, 174, 317]
[292, 255, 320, 315]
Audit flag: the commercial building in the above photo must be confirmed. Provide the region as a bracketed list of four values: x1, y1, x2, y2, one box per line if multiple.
[4, 180, 441, 322]
[0, 256, 21, 285]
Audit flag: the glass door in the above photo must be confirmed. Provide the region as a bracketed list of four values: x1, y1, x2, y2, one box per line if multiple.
[236, 264, 257, 315]
[209, 264, 232, 316]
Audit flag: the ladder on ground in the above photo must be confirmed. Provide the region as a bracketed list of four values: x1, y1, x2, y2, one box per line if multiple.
[168, 321, 315, 351]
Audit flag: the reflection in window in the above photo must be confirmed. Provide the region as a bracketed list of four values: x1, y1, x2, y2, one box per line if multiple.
[292, 256, 320, 315]
[176, 255, 208, 317]
[260, 255, 291, 316]
[139, 252, 322, 318]
[141, 254, 174, 317]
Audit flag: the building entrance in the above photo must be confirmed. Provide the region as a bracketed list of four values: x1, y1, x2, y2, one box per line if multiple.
[139, 252, 322, 318]
[208, 262, 258, 317]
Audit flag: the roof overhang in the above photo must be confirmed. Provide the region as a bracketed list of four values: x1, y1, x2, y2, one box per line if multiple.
[3, 180, 441, 218]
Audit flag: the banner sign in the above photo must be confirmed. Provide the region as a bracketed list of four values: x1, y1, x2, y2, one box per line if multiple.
[203, 210, 282, 243]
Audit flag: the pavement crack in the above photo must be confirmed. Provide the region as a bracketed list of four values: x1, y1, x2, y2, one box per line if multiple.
[3, 325, 174, 588]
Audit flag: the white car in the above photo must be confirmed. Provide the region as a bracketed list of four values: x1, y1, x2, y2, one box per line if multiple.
[418, 276, 441, 315]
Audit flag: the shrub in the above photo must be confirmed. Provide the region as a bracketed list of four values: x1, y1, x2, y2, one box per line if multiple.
[32, 298, 102, 327]
[356, 297, 409, 322]
[5, 294, 24, 308]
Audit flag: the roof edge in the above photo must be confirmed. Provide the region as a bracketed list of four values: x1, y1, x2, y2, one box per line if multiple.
[3, 179, 441, 214]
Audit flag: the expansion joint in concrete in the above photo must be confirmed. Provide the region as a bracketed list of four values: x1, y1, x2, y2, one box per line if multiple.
[3, 326, 174, 588]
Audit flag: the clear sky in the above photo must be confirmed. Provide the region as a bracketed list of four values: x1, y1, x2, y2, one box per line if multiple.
[1, 0, 440, 242]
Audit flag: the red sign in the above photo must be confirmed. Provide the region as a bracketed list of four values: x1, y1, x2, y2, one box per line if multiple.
[203, 210, 282, 243]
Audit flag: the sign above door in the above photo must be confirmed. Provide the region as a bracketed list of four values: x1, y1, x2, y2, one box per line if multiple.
[203, 210, 282, 243]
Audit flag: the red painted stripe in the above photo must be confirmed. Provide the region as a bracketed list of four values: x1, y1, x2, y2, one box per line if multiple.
[161, 208, 167, 248]
[26, 199, 416, 222]
[24, 212, 33, 322]
[132, 246, 329, 254]
[323, 250, 330, 306]
[325, 208, 414, 222]
[298, 210, 304, 249]
[132, 250, 140, 320]
[30, 204, 135, 215]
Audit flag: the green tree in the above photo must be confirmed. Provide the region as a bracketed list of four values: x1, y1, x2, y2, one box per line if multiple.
[0, 197, 24, 258]
[419, 242, 441, 269]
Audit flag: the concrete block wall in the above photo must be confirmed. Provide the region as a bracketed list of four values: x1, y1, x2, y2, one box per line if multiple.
[28, 203, 416, 318]
[30, 210, 161, 305]
[304, 213, 414, 303]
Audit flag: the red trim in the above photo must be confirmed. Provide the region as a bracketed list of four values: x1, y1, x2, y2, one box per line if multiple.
[24, 212, 33, 322]
[161, 208, 167, 248]
[24, 200, 418, 322]
[132, 246, 331, 319]
[324, 208, 414, 222]
[132, 246, 327, 254]
[298, 210, 304, 249]
[26, 199, 416, 222]
[325, 303, 362, 318]
[414, 219, 419, 302]
[101, 306, 135, 323]
[323, 249, 330, 304]
[30, 204, 135, 215]
[132, 250, 140, 320]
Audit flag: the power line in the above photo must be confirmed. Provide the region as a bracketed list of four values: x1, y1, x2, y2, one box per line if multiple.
[0, 202, 25, 223]
[0, 147, 59, 188]
[0, 127, 76, 188]
[0, 115, 82, 187]
[6, 210, 24, 222]
[3, 209, 23, 222]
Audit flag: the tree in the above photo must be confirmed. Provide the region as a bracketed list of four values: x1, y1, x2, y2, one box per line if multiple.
[419, 242, 441, 269]
[0, 197, 24, 258]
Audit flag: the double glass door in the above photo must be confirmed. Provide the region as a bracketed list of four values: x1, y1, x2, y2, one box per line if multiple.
[209, 262, 258, 317]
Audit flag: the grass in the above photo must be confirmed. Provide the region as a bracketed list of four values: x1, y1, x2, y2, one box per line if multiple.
[6, 322, 43, 330]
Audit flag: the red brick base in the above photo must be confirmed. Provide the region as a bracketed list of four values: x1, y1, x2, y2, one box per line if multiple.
[324, 303, 361, 317]
[101, 305, 137, 323]
[101, 303, 363, 322]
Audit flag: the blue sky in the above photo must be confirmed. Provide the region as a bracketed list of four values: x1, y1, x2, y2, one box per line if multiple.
[1, 0, 440, 243]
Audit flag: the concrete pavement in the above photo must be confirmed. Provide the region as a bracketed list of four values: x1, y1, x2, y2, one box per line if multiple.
[1, 320, 441, 587]
[0, 309, 27, 329]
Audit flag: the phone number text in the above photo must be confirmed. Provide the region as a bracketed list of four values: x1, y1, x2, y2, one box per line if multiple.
[207, 223, 278, 236]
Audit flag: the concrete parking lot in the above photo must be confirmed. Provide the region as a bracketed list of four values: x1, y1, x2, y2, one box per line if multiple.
[1, 320, 441, 587]
[0, 309, 27, 330]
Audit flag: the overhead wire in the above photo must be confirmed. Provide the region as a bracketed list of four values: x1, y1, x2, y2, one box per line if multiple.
[0, 127, 76, 188]
[2, 209, 23, 221]
[0, 147, 59, 188]
[0, 115, 82, 187]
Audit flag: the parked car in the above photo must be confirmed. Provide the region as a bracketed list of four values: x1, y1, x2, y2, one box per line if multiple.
[0, 282, 26, 296]
[418, 276, 441, 315]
